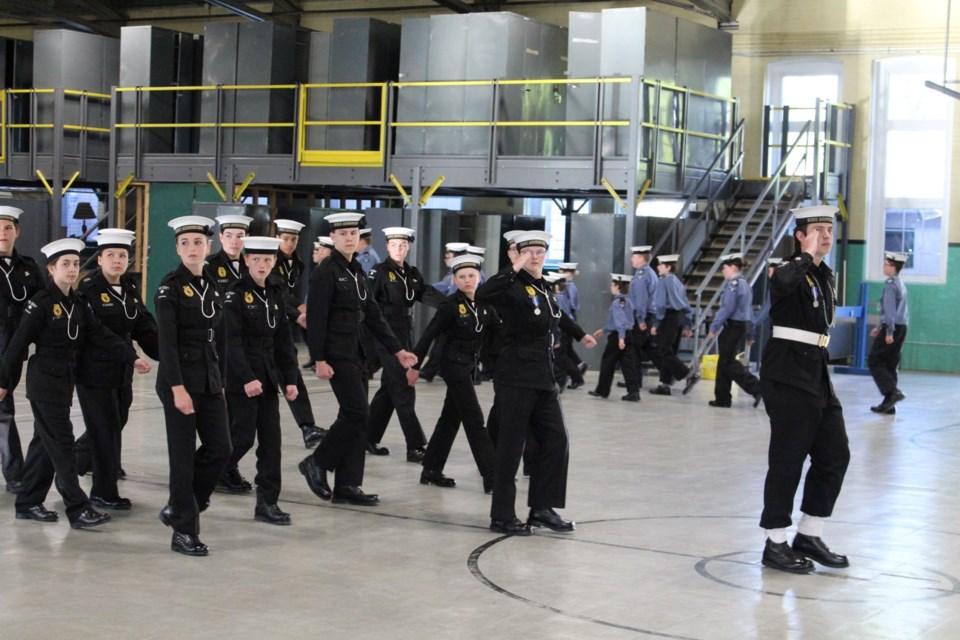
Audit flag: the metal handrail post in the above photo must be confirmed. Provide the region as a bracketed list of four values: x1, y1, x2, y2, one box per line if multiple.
[624, 75, 642, 264]
[488, 81, 499, 184]
[108, 87, 118, 218]
[813, 97, 822, 202]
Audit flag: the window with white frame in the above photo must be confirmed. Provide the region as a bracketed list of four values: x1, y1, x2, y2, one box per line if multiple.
[867, 57, 952, 282]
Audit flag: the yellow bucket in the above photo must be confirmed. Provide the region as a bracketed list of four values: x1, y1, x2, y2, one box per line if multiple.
[701, 354, 719, 380]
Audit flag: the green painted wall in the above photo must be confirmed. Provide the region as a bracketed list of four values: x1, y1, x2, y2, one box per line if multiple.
[843, 242, 960, 373]
[145, 183, 224, 313]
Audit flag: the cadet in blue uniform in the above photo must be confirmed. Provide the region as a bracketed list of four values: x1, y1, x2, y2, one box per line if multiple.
[223, 236, 300, 525]
[410, 254, 496, 492]
[549, 273, 583, 390]
[272, 219, 325, 449]
[589, 274, 641, 401]
[155, 216, 232, 556]
[759, 205, 850, 575]
[476, 231, 597, 535]
[0, 238, 144, 529]
[299, 213, 418, 506]
[556, 262, 586, 377]
[0, 206, 43, 494]
[75, 229, 159, 508]
[626, 246, 659, 389]
[707, 253, 761, 408]
[868, 251, 910, 414]
[649, 255, 699, 396]
[356, 227, 381, 275]
[750, 257, 782, 343]
[366, 227, 444, 460]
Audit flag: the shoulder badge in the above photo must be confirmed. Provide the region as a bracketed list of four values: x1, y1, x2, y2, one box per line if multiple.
[183, 285, 194, 297]
[52, 303, 62, 317]
[244, 291, 254, 304]
[24, 300, 37, 314]
[525, 285, 536, 298]
[218, 266, 227, 278]
[458, 303, 467, 315]
[388, 271, 396, 282]
[100, 292, 110, 303]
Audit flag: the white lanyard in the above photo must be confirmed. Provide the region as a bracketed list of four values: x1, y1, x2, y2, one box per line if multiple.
[252, 288, 276, 329]
[347, 269, 367, 301]
[189, 281, 216, 319]
[0, 260, 27, 302]
[107, 285, 138, 320]
[60, 299, 79, 341]
[463, 298, 482, 333]
[529, 282, 561, 319]
[394, 266, 415, 302]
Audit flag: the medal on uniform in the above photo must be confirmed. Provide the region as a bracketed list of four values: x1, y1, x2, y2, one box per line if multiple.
[389, 272, 396, 282]
[100, 292, 110, 303]
[458, 303, 467, 315]
[218, 266, 227, 278]
[183, 285, 194, 297]
[52, 303, 62, 317]
[244, 291, 254, 304]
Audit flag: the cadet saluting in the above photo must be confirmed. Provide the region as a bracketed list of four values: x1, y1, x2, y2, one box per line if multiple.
[155, 216, 232, 556]
[298, 212, 417, 506]
[223, 236, 299, 525]
[759, 205, 851, 574]
[476, 231, 597, 536]
[0, 238, 147, 528]
[868, 251, 909, 414]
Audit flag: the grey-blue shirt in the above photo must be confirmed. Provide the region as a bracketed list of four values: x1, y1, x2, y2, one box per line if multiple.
[603, 294, 635, 340]
[357, 246, 381, 275]
[710, 276, 754, 334]
[654, 273, 692, 328]
[878, 275, 909, 333]
[628, 264, 658, 323]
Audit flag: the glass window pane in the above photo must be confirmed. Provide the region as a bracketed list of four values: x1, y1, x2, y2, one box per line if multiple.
[781, 75, 839, 107]
[887, 73, 950, 121]
[884, 130, 945, 198]
[883, 207, 942, 275]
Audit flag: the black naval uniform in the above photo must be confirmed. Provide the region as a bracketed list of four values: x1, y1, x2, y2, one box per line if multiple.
[154, 264, 232, 536]
[272, 250, 318, 433]
[413, 290, 496, 483]
[0, 281, 136, 523]
[476, 268, 586, 522]
[367, 258, 444, 452]
[0, 250, 43, 490]
[759, 253, 850, 530]
[305, 251, 402, 490]
[223, 273, 299, 504]
[75, 270, 159, 500]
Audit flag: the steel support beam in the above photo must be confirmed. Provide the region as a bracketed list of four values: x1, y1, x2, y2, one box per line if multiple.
[431, 0, 473, 14]
[202, 0, 270, 22]
[4, 0, 118, 36]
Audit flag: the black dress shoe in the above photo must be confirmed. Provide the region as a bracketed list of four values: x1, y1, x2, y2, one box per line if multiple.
[420, 469, 456, 488]
[708, 399, 731, 408]
[159, 504, 174, 527]
[490, 517, 532, 536]
[406, 447, 426, 463]
[366, 441, 390, 456]
[254, 502, 292, 526]
[90, 495, 132, 510]
[681, 373, 701, 395]
[15, 504, 59, 522]
[649, 384, 672, 396]
[172, 532, 209, 556]
[301, 425, 326, 449]
[332, 486, 379, 506]
[753, 393, 763, 408]
[298, 456, 332, 501]
[567, 380, 584, 390]
[616, 381, 627, 388]
[792, 533, 849, 568]
[217, 467, 253, 494]
[621, 392, 640, 402]
[587, 390, 608, 399]
[70, 507, 111, 529]
[5, 480, 23, 494]
[482, 476, 494, 494]
[528, 507, 575, 532]
[761, 539, 814, 574]
[577, 362, 588, 374]
[872, 389, 905, 414]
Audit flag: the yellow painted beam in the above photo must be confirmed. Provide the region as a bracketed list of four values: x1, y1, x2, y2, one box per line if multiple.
[61, 170, 80, 196]
[232, 172, 256, 202]
[206, 173, 228, 202]
[35, 170, 53, 196]
[115, 173, 135, 199]
[389, 174, 413, 207]
[419, 176, 446, 206]
[600, 177, 627, 212]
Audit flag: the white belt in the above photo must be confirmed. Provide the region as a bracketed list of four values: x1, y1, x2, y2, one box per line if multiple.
[772, 326, 830, 348]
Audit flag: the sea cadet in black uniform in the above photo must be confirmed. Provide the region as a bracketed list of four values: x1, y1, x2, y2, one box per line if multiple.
[273, 218, 325, 449]
[868, 251, 909, 414]
[0, 206, 43, 494]
[75, 229, 159, 508]
[759, 204, 851, 574]
[155, 216, 232, 557]
[207, 214, 252, 288]
[589, 274, 641, 402]
[0, 238, 146, 528]
[706, 253, 761, 408]
[366, 227, 444, 460]
[409, 254, 496, 492]
[302, 236, 335, 372]
[298, 212, 417, 506]
[223, 236, 300, 525]
[476, 230, 597, 536]
[649, 254, 699, 396]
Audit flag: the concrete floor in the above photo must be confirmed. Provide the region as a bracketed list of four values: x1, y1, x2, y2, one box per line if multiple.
[1, 365, 958, 639]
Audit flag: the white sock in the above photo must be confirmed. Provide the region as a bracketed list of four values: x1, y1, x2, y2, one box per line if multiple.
[797, 514, 824, 538]
[765, 528, 788, 544]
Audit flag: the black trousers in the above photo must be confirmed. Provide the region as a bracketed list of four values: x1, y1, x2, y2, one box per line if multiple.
[367, 344, 427, 449]
[419, 338, 445, 380]
[226, 391, 282, 503]
[595, 332, 640, 395]
[76, 384, 132, 500]
[309, 359, 368, 488]
[486, 398, 500, 448]
[423, 369, 495, 478]
[490, 383, 569, 521]
[285, 370, 316, 427]
[868, 325, 907, 396]
[554, 334, 584, 385]
[656, 309, 690, 385]
[759, 379, 850, 529]
[630, 322, 658, 388]
[157, 385, 232, 536]
[714, 320, 760, 403]
[0, 331, 24, 484]
[16, 400, 89, 521]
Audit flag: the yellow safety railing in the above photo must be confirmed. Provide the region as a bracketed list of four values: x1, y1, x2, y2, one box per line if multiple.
[4, 88, 112, 135]
[115, 84, 298, 130]
[298, 82, 387, 167]
[0, 89, 5, 164]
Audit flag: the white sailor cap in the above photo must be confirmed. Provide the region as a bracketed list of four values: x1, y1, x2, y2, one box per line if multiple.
[515, 231, 551, 251]
[383, 227, 415, 241]
[41, 238, 85, 263]
[543, 272, 564, 284]
[466, 245, 486, 256]
[767, 257, 783, 266]
[445, 242, 469, 254]
[96, 229, 135, 250]
[242, 236, 282, 254]
[503, 230, 524, 245]
[316, 236, 335, 248]
[449, 254, 483, 272]
[324, 213, 365, 230]
[884, 251, 908, 263]
[791, 205, 838, 225]
[0, 206, 24, 223]
[631, 245, 653, 254]
[611, 273, 632, 284]
[719, 252, 743, 264]
[360, 227, 373, 237]
[169, 215, 214, 237]
[274, 219, 306, 235]
[216, 214, 253, 231]
[557, 262, 578, 271]
[657, 254, 680, 263]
